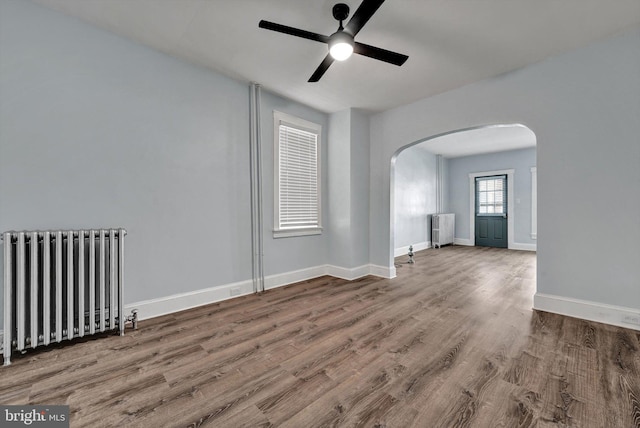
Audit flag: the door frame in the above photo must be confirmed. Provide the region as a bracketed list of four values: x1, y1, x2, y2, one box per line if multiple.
[468, 169, 515, 249]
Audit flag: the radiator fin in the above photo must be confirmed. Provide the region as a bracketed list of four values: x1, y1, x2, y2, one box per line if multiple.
[2, 229, 126, 365]
[432, 214, 455, 248]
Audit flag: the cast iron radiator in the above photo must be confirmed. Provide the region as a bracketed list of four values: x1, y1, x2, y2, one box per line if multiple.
[2, 229, 128, 366]
[432, 214, 455, 248]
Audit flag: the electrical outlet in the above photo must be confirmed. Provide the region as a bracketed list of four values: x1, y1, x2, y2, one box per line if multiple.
[230, 288, 241, 297]
[622, 315, 640, 326]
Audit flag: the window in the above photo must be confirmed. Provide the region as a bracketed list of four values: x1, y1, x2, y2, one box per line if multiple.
[476, 175, 506, 214]
[273, 111, 322, 238]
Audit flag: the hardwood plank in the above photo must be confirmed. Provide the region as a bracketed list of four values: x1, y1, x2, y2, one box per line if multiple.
[1, 246, 638, 427]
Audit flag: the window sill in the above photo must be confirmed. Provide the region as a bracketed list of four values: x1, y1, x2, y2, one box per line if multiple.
[273, 228, 323, 239]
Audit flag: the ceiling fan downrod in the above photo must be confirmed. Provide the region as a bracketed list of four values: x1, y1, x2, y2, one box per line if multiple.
[332, 3, 350, 30]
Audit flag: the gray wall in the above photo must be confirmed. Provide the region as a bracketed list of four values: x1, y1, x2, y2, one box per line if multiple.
[327, 109, 370, 268]
[393, 147, 438, 249]
[370, 27, 640, 309]
[2, 1, 638, 332]
[259, 92, 329, 276]
[348, 109, 371, 268]
[448, 148, 536, 244]
[328, 110, 352, 266]
[0, 1, 329, 328]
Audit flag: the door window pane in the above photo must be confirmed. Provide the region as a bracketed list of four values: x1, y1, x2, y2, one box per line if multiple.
[476, 176, 506, 214]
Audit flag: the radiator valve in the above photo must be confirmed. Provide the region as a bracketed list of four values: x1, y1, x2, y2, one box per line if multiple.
[126, 309, 139, 330]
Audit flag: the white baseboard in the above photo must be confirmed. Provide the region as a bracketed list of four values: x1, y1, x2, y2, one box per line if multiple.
[124, 278, 254, 321]
[264, 265, 327, 290]
[394, 241, 430, 257]
[369, 264, 396, 279]
[326, 264, 371, 281]
[511, 242, 537, 251]
[534, 293, 640, 331]
[125, 263, 397, 322]
[454, 238, 473, 246]
[452, 238, 535, 251]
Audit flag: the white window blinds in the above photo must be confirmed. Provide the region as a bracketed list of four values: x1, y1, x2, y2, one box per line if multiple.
[277, 120, 320, 231]
[476, 175, 506, 214]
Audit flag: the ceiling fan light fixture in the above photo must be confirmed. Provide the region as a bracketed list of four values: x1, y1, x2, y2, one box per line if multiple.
[259, 1, 409, 82]
[329, 31, 354, 61]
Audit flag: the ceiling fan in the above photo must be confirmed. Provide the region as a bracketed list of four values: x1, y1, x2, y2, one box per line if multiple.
[258, 0, 408, 82]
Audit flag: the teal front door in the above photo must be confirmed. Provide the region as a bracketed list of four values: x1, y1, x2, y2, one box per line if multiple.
[475, 175, 508, 248]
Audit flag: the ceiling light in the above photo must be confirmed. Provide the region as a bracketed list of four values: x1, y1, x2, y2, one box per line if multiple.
[329, 31, 354, 61]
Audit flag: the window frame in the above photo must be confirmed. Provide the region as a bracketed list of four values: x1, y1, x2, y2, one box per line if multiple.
[475, 175, 507, 216]
[273, 111, 322, 238]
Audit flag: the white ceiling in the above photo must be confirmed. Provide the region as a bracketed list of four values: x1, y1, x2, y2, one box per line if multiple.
[415, 124, 536, 158]
[32, 0, 640, 114]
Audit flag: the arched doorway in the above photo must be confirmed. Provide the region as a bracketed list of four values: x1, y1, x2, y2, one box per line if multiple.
[390, 124, 537, 259]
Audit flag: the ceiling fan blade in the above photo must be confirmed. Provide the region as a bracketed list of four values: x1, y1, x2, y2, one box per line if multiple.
[354, 41, 408, 66]
[344, 0, 385, 37]
[259, 20, 329, 44]
[308, 54, 335, 82]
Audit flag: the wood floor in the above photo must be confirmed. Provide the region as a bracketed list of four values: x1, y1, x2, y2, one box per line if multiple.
[1, 246, 639, 427]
